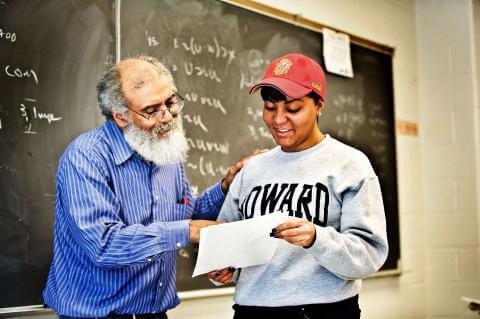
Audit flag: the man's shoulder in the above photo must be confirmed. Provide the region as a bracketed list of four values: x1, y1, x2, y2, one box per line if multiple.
[69, 126, 107, 152]
[61, 125, 111, 164]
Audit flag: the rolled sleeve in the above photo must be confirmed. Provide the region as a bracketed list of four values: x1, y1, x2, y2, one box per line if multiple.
[209, 182, 227, 203]
[190, 182, 226, 220]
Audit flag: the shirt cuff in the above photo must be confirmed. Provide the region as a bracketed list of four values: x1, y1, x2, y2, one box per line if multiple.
[160, 219, 191, 250]
[310, 225, 330, 251]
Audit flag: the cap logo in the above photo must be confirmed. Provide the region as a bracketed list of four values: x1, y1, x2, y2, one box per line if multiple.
[273, 58, 293, 75]
[312, 82, 322, 91]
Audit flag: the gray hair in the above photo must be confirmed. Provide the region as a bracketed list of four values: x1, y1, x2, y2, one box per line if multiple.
[96, 55, 175, 119]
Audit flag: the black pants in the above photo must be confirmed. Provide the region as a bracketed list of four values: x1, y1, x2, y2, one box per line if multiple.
[232, 295, 360, 319]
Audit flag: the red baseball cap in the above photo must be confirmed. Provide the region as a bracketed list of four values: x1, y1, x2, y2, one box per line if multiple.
[249, 53, 326, 101]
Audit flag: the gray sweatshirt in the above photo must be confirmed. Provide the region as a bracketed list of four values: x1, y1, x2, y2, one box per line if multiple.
[218, 135, 388, 306]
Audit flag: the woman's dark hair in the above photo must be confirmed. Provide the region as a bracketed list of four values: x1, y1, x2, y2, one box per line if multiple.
[260, 86, 323, 105]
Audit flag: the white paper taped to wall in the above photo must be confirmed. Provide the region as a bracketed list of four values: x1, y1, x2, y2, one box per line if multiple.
[323, 27, 354, 78]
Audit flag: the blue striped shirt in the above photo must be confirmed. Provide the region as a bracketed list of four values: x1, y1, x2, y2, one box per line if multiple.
[43, 120, 225, 317]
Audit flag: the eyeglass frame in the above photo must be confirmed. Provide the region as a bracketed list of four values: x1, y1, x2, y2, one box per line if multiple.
[125, 90, 185, 121]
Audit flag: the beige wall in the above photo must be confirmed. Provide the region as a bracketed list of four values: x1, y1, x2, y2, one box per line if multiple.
[416, 0, 480, 318]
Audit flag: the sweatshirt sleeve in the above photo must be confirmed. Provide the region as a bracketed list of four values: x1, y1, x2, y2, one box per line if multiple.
[216, 167, 244, 223]
[308, 176, 389, 279]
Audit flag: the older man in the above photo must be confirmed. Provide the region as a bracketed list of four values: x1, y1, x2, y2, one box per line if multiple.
[43, 56, 252, 319]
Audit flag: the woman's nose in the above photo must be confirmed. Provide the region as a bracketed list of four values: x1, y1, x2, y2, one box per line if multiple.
[273, 109, 287, 124]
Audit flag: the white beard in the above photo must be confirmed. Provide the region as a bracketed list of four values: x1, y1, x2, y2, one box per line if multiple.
[123, 117, 189, 165]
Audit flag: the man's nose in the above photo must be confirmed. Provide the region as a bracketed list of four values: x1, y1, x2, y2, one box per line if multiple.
[158, 109, 173, 124]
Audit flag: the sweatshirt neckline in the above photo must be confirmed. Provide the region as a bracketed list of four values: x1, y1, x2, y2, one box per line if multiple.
[274, 134, 332, 159]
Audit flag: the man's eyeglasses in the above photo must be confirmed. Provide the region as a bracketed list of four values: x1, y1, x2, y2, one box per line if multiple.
[126, 91, 185, 121]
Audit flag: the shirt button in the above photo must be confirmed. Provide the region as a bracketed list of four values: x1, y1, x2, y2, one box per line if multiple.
[159, 282, 163, 287]
[176, 243, 181, 248]
[147, 258, 152, 262]
[155, 196, 159, 201]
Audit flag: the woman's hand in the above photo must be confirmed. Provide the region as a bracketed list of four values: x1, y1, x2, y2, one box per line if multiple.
[207, 267, 235, 284]
[271, 220, 316, 248]
[221, 149, 268, 193]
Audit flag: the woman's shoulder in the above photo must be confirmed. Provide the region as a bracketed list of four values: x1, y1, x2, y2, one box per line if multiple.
[243, 147, 280, 167]
[326, 136, 374, 173]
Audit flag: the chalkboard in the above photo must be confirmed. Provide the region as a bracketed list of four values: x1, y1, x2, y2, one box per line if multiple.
[0, 0, 115, 308]
[0, 0, 399, 310]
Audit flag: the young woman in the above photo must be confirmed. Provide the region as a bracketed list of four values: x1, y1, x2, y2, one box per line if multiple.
[208, 53, 388, 319]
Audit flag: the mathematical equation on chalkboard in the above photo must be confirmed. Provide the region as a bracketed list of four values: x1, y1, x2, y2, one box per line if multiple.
[0, 64, 63, 135]
[139, 30, 277, 191]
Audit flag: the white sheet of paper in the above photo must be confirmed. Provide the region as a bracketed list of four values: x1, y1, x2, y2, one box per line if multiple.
[192, 212, 291, 277]
[323, 27, 354, 78]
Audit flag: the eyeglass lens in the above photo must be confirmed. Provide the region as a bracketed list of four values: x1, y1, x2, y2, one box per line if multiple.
[151, 93, 184, 120]
[129, 91, 185, 121]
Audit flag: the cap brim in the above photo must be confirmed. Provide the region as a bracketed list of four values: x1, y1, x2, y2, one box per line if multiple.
[249, 77, 311, 99]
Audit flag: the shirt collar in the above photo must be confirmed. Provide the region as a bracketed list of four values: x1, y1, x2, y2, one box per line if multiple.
[103, 120, 135, 165]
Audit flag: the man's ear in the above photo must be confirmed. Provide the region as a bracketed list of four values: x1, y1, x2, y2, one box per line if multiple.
[112, 111, 129, 129]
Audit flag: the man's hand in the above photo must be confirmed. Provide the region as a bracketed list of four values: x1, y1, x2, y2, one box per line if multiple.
[207, 267, 235, 284]
[189, 220, 223, 243]
[271, 220, 316, 248]
[221, 148, 268, 193]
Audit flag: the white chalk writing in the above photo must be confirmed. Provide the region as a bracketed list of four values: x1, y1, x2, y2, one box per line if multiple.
[184, 92, 226, 115]
[0, 27, 16, 42]
[5, 65, 38, 84]
[33, 106, 62, 124]
[332, 93, 365, 140]
[240, 71, 261, 90]
[248, 124, 272, 141]
[184, 61, 221, 82]
[19, 98, 62, 134]
[186, 138, 229, 154]
[247, 50, 270, 74]
[173, 36, 236, 64]
[246, 106, 263, 122]
[183, 113, 208, 132]
[145, 30, 159, 47]
[23, 122, 36, 134]
[104, 54, 114, 66]
[369, 117, 387, 127]
[186, 155, 228, 177]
